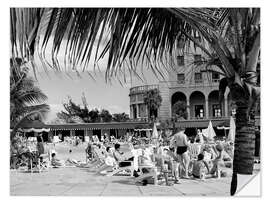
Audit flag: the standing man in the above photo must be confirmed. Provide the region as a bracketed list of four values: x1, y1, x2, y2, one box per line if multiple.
[171, 127, 190, 179]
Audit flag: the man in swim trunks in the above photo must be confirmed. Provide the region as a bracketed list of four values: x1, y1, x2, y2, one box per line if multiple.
[172, 127, 190, 179]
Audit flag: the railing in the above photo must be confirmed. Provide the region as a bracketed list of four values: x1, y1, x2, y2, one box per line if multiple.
[167, 80, 220, 88]
[130, 84, 159, 94]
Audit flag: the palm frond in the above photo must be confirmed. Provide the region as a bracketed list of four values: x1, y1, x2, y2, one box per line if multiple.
[10, 8, 260, 81]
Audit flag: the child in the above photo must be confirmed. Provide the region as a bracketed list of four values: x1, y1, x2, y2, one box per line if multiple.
[166, 147, 181, 184]
[192, 153, 210, 180]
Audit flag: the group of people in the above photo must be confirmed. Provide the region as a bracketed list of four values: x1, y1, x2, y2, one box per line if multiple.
[85, 127, 233, 185]
[19, 128, 233, 185]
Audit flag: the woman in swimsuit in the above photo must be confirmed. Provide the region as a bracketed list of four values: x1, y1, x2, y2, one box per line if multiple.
[173, 128, 190, 179]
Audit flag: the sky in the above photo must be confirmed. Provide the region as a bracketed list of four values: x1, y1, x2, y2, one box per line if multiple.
[26, 25, 171, 122]
[31, 66, 160, 122]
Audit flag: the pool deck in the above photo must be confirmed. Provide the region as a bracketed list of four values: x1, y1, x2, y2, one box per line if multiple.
[10, 143, 260, 196]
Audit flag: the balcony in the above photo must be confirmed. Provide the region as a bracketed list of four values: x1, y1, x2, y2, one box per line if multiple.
[130, 84, 159, 95]
[167, 79, 220, 88]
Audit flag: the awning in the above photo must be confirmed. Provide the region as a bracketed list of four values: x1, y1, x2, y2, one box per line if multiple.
[19, 128, 50, 133]
[12, 120, 50, 132]
[47, 121, 150, 130]
[134, 128, 152, 131]
[175, 118, 230, 128]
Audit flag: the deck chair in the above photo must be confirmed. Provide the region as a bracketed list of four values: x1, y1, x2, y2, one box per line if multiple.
[88, 147, 107, 170]
[188, 143, 202, 160]
[188, 143, 202, 174]
[106, 159, 135, 176]
[106, 148, 135, 177]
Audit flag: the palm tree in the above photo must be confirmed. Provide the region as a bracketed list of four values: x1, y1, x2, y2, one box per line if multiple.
[143, 88, 162, 121]
[10, 8, 260, 195]
[10, 58, 50, 138]
[172, 100, 187, 120]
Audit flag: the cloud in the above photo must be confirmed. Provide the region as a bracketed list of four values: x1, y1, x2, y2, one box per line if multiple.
[45, 104, 65, 122]
[107, 105, 129, 114]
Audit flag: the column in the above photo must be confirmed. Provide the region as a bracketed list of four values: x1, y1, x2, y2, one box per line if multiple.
[130, 105, 133, 119]
[205, 99, 209, 119]
[224, 98, 228, 117]
[145, 104, 148, 120]
[136, 104, 140, 119]
[87, 129, 93, 142]
[186, 99, 191, 120]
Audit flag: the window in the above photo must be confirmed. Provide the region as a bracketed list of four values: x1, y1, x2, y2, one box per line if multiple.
[194, 54, 202, 64]
[139, 104, 147, 118]
[195, 105, 204, 118]
[130, 95, 136, 102]
[212, 72, 220, 82]
[213, 104, 222, 117]
[137, 94, 144, 101]
[133, 105, 137, 119]
[195, 72, 202, 83]
[177, 37, 185, 49]
[177, 73, 185, 84]
[177, 55, 184, 66]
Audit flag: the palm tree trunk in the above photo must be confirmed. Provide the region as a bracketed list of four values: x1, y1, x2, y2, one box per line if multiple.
[230, 97, 256, 195]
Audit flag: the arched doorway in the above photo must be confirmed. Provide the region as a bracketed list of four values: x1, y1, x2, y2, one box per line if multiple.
[190, 91, 205, 119]
[208, 90, 223, 118]
[171, 92, 187, 119]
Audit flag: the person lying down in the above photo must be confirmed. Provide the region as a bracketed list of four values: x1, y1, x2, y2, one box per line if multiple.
[50, 153, 88, 168]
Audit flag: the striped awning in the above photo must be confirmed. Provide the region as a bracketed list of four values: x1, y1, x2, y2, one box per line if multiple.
[47, 121, 149, 130]
[175, 118, 230, 128]
[18, 128, 50, 133]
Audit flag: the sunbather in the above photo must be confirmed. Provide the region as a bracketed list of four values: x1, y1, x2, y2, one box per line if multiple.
[192, 153, 210, 180]
[210, 144, 226, 178]
[96, 146, 117, 174]
[51, 153, 65, 167]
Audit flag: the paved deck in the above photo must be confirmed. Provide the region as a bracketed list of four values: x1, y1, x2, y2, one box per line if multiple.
[10, 143, 260, 196]
[10, 167, 234, 196]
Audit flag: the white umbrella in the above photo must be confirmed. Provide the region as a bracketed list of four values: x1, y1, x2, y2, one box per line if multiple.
[227, 116, 236, 142]
[202, 120, 216, 142]
[151, 123, 159, 145]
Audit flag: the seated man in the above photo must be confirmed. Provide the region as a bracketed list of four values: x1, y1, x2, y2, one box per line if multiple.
[113, 143, 134, 166]
[192, 153, 210, 180]
[105, 143, 137, 177]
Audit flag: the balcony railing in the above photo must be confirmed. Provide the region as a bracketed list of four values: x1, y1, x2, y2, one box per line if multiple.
[130, 84, 159, 94]
[166, 80, 220, 88]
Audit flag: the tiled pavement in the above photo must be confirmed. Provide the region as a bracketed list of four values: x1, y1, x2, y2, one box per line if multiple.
[10, 144, 260, 196]
[10, 167, 236, 196]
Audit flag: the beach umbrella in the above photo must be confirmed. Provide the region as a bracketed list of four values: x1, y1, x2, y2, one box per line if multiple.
[227, 116, 236, 143]
[151, 123, 159, 145]
[202, 120, 216, 142]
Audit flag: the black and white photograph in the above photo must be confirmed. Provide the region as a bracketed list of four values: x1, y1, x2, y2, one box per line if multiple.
[8, 6, 261, 197]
